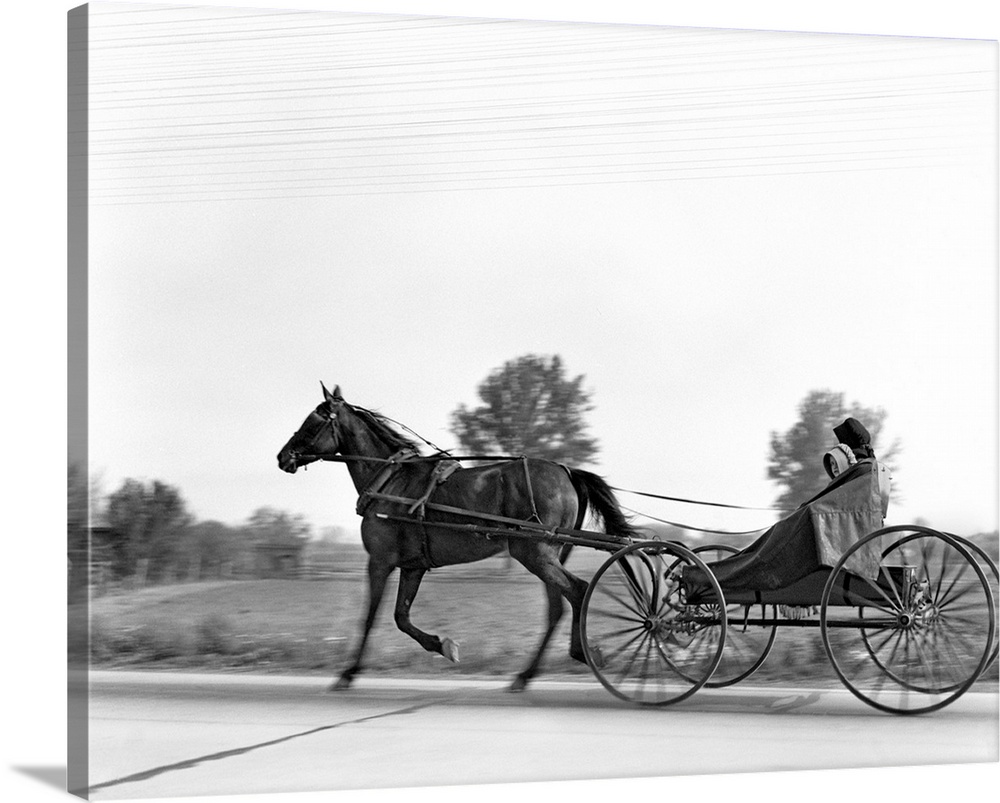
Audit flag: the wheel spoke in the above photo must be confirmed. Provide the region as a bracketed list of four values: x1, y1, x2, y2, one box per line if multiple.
[593, 624, 647, 662]
[932, 629, 972, 688]
[932, 551, 969, 608]
[644, 557, 664, 616]
[932, 617, 982, 677]
[866, 624, 903, 659]
[842, 579, 899, 615]
[823, 529, 992, 714]
[615, 561, 652, 615]
[583, 543, 727, 705]
[650, 634, 705, 683]
[591, 597, 646, 622]
[881, 568, 906, 610]
[589, 619, 646, 642]
[937, 595, 990, 617]
[934, 580, 980, 614]
[608, 629, 651, 685]
[875, 627, 908, 674]
[918, 537, 935, 582]
[630, 635, 654, 699]
[649, 637, 682, 680]
[592, 575, 647, 620]
[908, 628, 950, 689]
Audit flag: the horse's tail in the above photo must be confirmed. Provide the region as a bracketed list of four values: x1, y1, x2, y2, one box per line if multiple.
[567, 467, 642, 540]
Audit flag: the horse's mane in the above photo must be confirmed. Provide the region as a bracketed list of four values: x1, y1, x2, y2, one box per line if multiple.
[349, 404, 422, 453]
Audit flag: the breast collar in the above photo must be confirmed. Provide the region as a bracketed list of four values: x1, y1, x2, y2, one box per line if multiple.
[355, 448, 420, 516]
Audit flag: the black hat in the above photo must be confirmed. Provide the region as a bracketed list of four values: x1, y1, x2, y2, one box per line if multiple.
[833, 418, 874, 458]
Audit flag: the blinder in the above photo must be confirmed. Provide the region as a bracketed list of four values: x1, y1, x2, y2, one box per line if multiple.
[289, 404, 341, 462]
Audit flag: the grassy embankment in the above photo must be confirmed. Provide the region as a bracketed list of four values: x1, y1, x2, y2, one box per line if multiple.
[84, 562, 999, 689]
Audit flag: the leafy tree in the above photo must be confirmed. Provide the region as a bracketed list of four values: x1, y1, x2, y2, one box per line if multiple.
[104, 479, 191, 586]
[68, 462, 91, 601]
[68, 462, 104, 536]
[449, 354, 599, 464]
[245, 507, 311, 544]
[242, 507, 312, 580]
[317, 525, 351, 544]
[68, 462, 89, 547]
[182, 520, 241, 581]
[768, 389, 901, 510]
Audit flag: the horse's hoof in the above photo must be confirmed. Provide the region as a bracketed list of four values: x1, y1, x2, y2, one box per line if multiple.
[507, 676, 528, 693]
[584, 645, 603, 669]
[441, 638, 460, 663]
[329, 676, 353, 691]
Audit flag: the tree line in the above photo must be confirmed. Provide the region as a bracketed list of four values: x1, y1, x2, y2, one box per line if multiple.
[68, 467, 315, 588]
[69, 353, 906, 587]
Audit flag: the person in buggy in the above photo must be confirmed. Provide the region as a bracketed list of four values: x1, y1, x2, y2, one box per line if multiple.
[691, 417, 891, 593]
[816, 417, 882, 499]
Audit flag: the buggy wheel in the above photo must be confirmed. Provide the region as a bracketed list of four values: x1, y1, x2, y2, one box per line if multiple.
[820, 526, 995, 715]
[944, 532, 999, 675]
[691, 544, 778, 688]
[861, 531, 999, 688]
[581, 541, 726, 706]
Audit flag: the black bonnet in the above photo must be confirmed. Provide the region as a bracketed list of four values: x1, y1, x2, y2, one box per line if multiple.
[833, 417, 874, 458]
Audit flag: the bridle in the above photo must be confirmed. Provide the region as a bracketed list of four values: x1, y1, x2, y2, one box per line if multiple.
[284, 403, 422, 514]
[286, 405, 342, 466]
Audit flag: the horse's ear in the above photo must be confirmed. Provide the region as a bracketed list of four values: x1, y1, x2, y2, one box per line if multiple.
[321, 382, 343, 404]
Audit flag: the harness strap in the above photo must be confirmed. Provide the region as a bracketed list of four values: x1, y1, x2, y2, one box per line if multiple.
[520, 456, 543, 524]
[409, 460, 461, 569]
[407, 460, 461, 517]
[355, 448, 420, 516]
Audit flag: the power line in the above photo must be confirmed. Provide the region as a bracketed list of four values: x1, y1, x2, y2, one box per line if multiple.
[83, 160, 967, 207]
[84, 145, 966, 196]
[76, 8, 994, 207]
[85, 98, 986, 159]
[79, 57, 988, 117]
[82, 69, 990, 136]
[78, 15, 510, 52]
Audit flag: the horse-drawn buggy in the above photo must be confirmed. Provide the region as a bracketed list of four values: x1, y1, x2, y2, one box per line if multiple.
[277, 384, 997, 715]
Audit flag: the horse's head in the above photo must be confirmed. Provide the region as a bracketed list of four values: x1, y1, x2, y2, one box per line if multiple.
[277, 382, 345, 473]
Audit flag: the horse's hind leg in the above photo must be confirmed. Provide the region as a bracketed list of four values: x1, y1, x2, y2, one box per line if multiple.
[510, 581, 564, 692]
[509, 543, 590, 691]
[332, 558, 393, 691]
[394, 568, 459, 663]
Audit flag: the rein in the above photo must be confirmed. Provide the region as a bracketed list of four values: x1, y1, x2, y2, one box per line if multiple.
[292, 409, 786, 537]
[619, 505, 770, 536]
[297, 452, 537, 465]
[301, 450, 789, 519]
[611, 486, 793, 513]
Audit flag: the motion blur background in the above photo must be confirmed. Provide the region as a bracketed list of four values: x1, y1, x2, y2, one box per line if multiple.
[79, 1, 996, 556]
[3, 2, 998, 802]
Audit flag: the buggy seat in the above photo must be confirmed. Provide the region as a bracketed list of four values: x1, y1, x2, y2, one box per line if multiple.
[686, 459, 891, 597]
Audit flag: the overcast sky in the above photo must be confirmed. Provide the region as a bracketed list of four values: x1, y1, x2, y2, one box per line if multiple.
[78, 0, 998, 540]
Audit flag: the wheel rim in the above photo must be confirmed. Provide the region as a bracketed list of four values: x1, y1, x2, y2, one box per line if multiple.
[858, 532, 996, 693]
[821, 526, 995, 715]
[943, 532, 999, 674]
[581, 541, 726, 706]
[692, 545, 779, 688]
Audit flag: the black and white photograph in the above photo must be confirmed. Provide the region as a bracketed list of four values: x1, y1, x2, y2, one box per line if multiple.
[4, 2, 999, 802]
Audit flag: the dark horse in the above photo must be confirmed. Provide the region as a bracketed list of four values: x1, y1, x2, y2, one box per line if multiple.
[276, 383, 640, 691]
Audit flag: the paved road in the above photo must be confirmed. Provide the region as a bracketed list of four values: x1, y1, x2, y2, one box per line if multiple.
[81, 671, 998, 800]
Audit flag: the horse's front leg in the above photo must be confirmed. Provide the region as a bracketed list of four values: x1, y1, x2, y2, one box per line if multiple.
[395, 567, 459, 663]
[332, 558, 393, 690]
